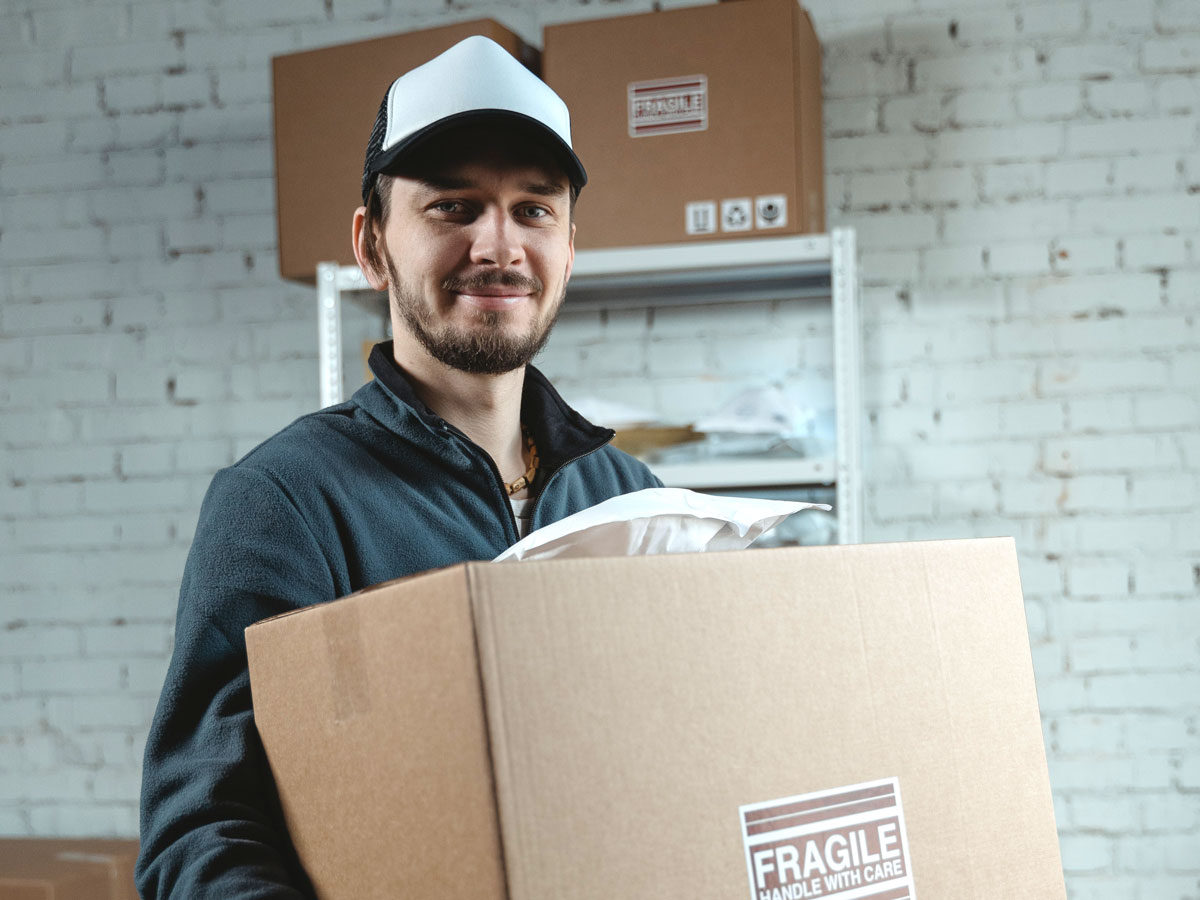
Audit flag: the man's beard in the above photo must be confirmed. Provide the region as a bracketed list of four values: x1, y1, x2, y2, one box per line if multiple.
[384, 251, 565, 376]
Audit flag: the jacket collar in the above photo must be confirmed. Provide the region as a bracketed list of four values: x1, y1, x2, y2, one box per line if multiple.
[365, 341, 613, 471]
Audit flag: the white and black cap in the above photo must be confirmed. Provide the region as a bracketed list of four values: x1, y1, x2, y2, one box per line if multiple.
[361, 35, 587, 203]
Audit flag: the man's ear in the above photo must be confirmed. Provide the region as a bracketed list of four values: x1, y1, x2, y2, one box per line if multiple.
[564, 222, 576, 283]
[351, 206, 389, 291]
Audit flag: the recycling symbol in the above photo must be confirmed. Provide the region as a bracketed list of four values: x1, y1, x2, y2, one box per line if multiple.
[720, 198, 753, 232]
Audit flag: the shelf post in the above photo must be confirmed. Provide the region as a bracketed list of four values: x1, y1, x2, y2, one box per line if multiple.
[831, 227, 863, 544]
[317, 261, 344, 408]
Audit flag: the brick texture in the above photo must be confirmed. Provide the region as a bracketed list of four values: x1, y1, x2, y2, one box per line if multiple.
[1, 0, 1197, 894]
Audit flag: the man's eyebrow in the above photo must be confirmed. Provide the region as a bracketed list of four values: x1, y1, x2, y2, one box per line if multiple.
[414, 176, 567, 198]
[416, 175, 476, 192]
[521, 181, 569, 198]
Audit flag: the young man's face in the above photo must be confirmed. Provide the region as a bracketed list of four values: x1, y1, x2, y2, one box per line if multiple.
[363, 125, 576, 376]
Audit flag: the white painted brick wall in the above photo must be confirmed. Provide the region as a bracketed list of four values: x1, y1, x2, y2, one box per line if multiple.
[813, 4, 1196, 894]
[1, 0, 1197, 895]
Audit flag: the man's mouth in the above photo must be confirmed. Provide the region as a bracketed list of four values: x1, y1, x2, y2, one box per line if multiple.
[444, 273, 542, 310]
[458, 286, 528, 297]
[454, 290, 530, 311]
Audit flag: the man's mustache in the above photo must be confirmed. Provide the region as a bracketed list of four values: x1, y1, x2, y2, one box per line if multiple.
[442, 271, 543, 294]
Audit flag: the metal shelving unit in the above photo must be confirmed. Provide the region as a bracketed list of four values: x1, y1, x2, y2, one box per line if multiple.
[315, 227, 862, 543]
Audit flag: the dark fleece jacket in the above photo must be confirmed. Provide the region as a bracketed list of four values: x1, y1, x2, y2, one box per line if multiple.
[136, 343, 660, 899]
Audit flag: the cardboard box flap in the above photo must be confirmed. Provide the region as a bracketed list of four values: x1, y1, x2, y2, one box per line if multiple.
[467, 538, 1064, 900]
[249, 561, 465, 628]
[247, 565, 507, 900]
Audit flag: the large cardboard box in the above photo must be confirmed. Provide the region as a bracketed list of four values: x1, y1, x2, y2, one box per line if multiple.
[0, 839, 139, 900]
[247, 538, 1066, 900]
[544, 0, 825, 249]
[272, 22, 537, 282]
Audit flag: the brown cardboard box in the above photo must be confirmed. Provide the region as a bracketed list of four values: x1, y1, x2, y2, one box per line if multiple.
[247, 538, 1067, 900]
[544, 0, 825, 249]
[272, 22, 537, 282]
[0, 839, 139, 900]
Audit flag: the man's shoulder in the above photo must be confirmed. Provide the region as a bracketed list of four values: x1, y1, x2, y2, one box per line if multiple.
[195, 396, 388, 511]
[201, 379, 435, 506]
[232, 383, 407, 478]
[230, 405, 355, 477]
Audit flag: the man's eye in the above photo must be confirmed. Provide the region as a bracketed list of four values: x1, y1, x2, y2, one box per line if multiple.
[518, 205, 549, 219]
[432, 200, 468, 215]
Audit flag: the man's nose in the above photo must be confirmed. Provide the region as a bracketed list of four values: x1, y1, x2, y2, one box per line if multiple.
[468, 207, 525, 268]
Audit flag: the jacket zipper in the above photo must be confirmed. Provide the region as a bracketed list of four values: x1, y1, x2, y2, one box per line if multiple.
[527, 432, 615, 529]
[437, 420, 523, 544]
[439, 420, 614, 545]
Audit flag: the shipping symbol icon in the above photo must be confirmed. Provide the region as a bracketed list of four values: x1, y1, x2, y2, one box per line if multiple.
[740, 778, 916, 900]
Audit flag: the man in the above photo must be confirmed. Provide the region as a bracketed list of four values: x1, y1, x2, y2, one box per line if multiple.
[136, 36, 660, 899]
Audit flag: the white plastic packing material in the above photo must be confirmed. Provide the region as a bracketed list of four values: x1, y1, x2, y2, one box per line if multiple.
[494, 487, 829, 562]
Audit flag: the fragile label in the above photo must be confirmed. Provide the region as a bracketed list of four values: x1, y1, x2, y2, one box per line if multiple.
[686, 200, 717, 235]
[740, 778, 916, 900]
[628, 75, 708, 137]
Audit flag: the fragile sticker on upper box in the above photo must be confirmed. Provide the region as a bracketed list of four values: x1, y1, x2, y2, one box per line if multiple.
[628, 74, 708, 137]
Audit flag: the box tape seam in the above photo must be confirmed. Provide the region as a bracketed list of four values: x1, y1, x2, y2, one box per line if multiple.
[466, 564, 516, 900]
[919, 543, 976, 897]
[844, 552, 883, 748]
[319, 599, 371, 721]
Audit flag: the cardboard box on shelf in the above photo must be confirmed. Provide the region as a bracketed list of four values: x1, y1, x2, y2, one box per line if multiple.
[0, 839, 139, 900]
[272, 22, 536, 283]
[544, 0, 825, 249]
[247, 538, 1067, 900]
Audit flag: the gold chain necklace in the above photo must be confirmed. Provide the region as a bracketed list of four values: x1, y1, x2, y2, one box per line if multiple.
[505, 426, 539, 496]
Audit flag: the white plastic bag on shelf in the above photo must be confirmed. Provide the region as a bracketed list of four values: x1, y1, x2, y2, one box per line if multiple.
[693, 384, 813, 437]
[494, 487, 828, 562]
[561, 395, 658, 429]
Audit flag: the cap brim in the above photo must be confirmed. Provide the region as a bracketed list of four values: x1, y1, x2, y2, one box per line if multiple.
[363, 110, 587, 203]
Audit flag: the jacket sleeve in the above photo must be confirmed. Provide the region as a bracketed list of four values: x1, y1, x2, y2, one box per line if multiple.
[136, 466, 335, 900]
